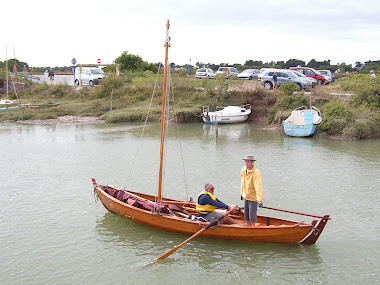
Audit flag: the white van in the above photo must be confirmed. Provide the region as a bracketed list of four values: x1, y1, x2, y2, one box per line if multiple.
[74, 67, 106, 86]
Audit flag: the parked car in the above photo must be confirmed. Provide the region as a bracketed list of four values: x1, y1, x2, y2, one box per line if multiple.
[74, 67, 106, 86]
[260, 69, 313, 90]
[216, 67, 239, 79]
[318, 70, 335, 82]
[195, 68, 216, 79]
[238, 69, 261, 80]
[292, 70, 317, 87]
[289, 67, 331, 85]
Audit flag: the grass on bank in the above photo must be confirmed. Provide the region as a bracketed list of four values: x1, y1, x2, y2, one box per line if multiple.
[1, 72, 379, 140]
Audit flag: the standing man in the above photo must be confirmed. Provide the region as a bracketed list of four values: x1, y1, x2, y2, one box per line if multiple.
[48, 68, 55, 85]
[272, 71, 278, 90]
[196, 183, 239, 224]
[370, 70, 376, 79]
[241, 155, 263, 226]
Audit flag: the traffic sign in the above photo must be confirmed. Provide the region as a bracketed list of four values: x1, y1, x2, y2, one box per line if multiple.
[97, 59, 101, 64]
[71, 58, 77, 65]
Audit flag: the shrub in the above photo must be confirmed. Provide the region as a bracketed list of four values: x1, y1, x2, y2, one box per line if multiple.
[279, 82, 297, 96]
[277, 93, 308, 109]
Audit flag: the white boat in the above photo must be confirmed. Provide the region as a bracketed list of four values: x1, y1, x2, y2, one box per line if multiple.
[0, 99, 13, 105]
[202, 104, 251, 124]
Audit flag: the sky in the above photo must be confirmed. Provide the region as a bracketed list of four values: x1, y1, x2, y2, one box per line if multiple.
[1, 0, 379, 68]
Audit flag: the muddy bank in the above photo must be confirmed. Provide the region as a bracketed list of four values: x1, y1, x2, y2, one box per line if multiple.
[15, 115, 105, 125]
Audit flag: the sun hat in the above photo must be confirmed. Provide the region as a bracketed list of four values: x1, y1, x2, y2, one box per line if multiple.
[242, 155, 256, 161]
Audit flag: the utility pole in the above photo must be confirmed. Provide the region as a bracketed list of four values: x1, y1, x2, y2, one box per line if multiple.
[190, 56, 192, 76]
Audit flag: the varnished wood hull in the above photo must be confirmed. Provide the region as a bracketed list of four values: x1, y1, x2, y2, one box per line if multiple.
[92, 180, 328, 244]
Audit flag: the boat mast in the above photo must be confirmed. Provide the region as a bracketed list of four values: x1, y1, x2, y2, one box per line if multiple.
[157, 19, 170, 202]
[6, 45, 8, 99]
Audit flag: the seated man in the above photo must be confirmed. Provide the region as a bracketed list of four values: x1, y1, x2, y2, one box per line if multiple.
[196, 183, 239, 225]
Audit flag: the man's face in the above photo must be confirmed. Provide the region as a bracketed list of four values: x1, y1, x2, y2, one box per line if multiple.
[245, 160, 253, 169]
[208, 184, 214, 194]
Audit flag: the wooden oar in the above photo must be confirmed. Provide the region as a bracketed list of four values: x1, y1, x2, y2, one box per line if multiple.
[262, 206, 331, 220]
[138, 209, 233, 270]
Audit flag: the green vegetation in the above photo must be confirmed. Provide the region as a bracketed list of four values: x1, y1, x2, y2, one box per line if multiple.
[1, 66, 379, 140]
[268, 75, 380, 140]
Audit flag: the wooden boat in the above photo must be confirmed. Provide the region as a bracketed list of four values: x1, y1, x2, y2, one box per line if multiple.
[202, 104, 251, 124]
[92, 20, 330, 245]
[92, 180, 330, 244]
[283, 106, 322, 137]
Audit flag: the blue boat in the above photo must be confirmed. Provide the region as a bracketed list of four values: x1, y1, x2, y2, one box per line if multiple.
[282, 106, 322, 137]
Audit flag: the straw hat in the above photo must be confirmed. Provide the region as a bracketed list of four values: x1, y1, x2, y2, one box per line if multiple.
[242, 155, 256, 161]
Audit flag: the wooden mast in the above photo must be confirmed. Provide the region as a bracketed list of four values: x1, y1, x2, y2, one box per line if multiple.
[157, 19, 170, 202]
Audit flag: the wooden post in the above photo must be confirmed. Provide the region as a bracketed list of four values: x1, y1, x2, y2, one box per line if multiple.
[79, 65, 82, 87]
[157, 19, 170, 202]
[110, 88, 113, 119]
[116, 64, 120, 76]
[6, 45, 9, 98]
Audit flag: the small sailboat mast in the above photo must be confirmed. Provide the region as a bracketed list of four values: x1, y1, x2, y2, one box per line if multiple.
[157, 19, 170, 202]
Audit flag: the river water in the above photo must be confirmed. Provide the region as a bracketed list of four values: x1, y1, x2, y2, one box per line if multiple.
[1, 122, 379, 284]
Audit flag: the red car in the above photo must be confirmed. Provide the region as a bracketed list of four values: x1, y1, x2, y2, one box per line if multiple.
[289, 67, 331, 85]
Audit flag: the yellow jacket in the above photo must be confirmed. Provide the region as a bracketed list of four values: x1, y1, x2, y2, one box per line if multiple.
[241, 166, 263, 202]
[196, 191, 217, 214]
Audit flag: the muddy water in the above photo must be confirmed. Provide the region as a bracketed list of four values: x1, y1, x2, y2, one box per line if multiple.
[1, 122, 379, 284]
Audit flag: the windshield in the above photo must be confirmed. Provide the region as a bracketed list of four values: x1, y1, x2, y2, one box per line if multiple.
[293, 71, 307, 78]
[90, 69, 105, 74]
[286, 71, 298, 79]
[218, 67, 228, 72]
[197, 68, 206, 72]
[242, 69, 253, 73]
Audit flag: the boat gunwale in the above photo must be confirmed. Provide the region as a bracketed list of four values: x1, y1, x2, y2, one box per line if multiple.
[96, 183, 314, 230]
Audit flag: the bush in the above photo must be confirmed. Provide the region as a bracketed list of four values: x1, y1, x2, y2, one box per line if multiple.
[279, 83, 298, 96]
[277, 93, 308, 109]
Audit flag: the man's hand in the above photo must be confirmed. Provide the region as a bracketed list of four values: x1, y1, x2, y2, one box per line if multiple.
[229, 205, 238, 212]
[258, 202, 263, 208]
[240, 195, 243, 201]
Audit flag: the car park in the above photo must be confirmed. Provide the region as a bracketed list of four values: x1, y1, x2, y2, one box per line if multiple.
[216, 67, 239, 79]
[195, 68, 216, 79]
[289, 67, 331, 85]
[74, 67, 106, 86]
[318, 70, 335, 82]
[260, 69, 313, 90]
[238, 69, 261, 80]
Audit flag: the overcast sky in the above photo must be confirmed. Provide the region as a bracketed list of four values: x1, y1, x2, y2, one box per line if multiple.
[1, 0, 379, 67]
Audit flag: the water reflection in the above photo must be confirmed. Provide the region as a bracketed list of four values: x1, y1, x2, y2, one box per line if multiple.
[96, 212, 323, 272]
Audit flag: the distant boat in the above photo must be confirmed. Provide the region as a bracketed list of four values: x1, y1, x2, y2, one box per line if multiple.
[0, 99, 14, 105]
[202, 104, 251, 124]
[283, 106, 322, 137]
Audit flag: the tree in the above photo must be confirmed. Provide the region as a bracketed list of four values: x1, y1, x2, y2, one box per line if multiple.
[114, 51, 143, 71]
[285, 59, 305, 69]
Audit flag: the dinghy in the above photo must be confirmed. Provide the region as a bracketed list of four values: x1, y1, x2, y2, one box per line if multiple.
[283, 106, 322, 137]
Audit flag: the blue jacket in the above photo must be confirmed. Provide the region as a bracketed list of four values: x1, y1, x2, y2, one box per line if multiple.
[197, 194, 228, 217]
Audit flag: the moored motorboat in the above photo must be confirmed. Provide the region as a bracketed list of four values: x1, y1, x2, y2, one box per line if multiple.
[202, 104, 251, 124]
[283, 106, 322, 137]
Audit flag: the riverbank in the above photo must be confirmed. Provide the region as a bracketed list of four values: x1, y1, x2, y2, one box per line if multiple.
[1, 73, 379, 139]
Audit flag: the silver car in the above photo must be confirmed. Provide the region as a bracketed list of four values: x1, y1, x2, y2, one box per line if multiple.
[260, 69, 313, 90]
[238, 69, 261, 80]
[292, 70, 317, 87]
[216, 67, 239, 79]
[318, 70, 335, 82]
[195, 68, 216, 79]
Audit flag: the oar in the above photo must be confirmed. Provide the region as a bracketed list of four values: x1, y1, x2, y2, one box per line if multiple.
[138, 209, 233, 270]
[262, 206, 331, 220]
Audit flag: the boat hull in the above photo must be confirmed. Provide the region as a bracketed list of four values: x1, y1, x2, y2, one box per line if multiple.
[93, 180, 327, 244]
[203, 114, 249, 124]
[283, 121, 318, 137]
